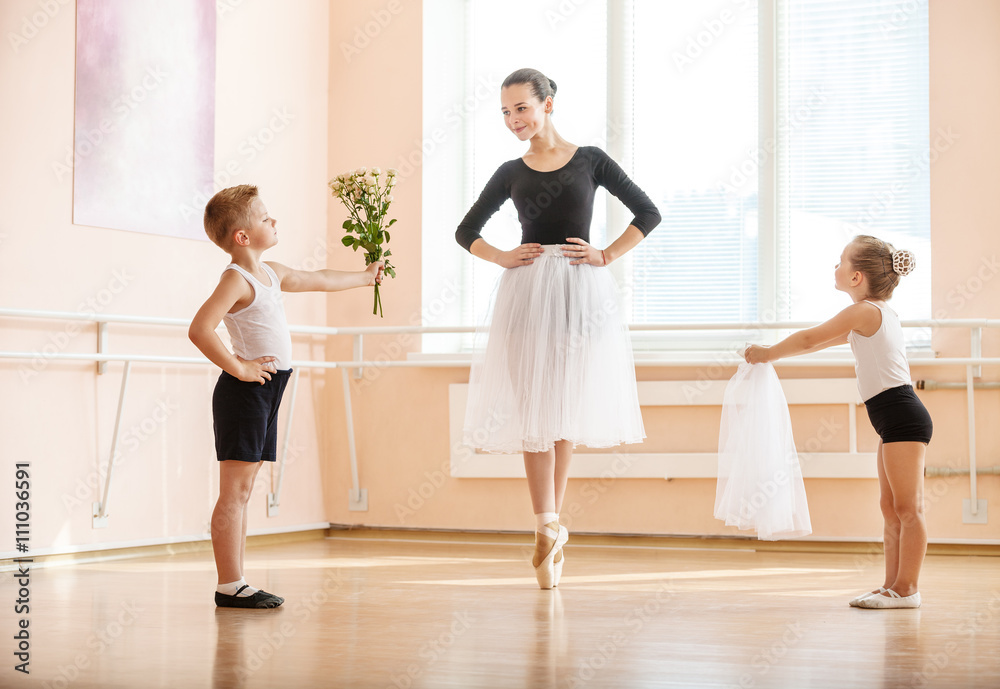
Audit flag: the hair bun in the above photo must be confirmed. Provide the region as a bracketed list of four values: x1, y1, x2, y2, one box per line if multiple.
[892, 249, 915, 276]
[548, 78, 557, 95]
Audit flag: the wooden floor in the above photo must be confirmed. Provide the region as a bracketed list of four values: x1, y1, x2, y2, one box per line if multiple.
[8, 532, 1000, 689]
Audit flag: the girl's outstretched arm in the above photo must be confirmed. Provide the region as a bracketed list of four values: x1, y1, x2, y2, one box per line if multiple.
[745, 301, 880, 364]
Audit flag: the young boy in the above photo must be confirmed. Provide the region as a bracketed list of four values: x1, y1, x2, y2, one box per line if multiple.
[190, 184, 382, 608]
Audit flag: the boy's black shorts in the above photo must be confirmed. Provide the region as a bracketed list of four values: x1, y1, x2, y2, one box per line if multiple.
[212, 369, 292, 462]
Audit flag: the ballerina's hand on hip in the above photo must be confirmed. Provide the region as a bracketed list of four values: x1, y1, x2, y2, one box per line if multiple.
[562, 237, 607, 266]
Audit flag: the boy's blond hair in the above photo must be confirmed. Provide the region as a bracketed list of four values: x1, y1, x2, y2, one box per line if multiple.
[203, 184, 258, 249]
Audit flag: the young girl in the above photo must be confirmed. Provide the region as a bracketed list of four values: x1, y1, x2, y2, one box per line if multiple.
[745, 235, 931, 609]
[455, 68, 661, 588]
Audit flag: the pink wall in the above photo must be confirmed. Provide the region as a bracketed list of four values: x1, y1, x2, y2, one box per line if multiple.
[0, 0, 332, 557]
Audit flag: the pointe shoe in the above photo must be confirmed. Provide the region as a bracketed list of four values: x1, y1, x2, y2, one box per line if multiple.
[534, 524, 569, 590]
[552, 527, 569, 587]
[849, 587, 887, 607]
[856, 588, 921, 609]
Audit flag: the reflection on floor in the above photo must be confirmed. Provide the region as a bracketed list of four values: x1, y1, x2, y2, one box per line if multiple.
[11, 532, 1000, 688]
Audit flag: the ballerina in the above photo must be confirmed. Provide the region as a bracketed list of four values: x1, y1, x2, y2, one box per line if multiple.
[455, 68, 661, 588]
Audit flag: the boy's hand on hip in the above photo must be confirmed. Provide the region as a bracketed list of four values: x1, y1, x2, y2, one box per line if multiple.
[236, 355, 277, 384]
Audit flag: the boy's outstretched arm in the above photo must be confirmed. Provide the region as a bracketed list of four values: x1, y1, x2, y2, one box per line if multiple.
[745, 302, 879, 364]
[266, 260, 383, 293]
[189, 271, 277, 384]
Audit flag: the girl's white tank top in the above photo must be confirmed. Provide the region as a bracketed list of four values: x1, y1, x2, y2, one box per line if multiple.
[847, 300, 910, 402]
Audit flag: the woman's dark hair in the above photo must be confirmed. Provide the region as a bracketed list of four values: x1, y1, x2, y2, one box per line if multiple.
[502, 68, 557, 102]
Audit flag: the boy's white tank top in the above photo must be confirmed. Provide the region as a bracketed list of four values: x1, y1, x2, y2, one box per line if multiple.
[847, 300, 911, 402]
[222, 263, 293, 370]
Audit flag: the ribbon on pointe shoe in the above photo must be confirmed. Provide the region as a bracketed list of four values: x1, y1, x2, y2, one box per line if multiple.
[534, 523, 569, 590]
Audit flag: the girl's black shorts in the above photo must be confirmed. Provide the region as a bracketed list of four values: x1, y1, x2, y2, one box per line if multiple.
[864, 384, 932, 445]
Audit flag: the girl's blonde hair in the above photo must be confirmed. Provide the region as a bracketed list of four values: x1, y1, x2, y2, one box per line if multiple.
[849, 235, 915, 300]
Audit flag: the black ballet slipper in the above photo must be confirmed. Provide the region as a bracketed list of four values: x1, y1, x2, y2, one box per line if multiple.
[255, 590, 284, 606]
[215, 585, 284, 609]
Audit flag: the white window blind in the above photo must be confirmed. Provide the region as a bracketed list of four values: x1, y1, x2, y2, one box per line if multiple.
[629, 0, 760, 349]
[776, 0, 931, 340]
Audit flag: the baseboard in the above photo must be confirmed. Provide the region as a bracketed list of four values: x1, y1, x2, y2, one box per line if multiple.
[3, 524, 995, 572]
[325, 524, 1000, 556]
[0, 525, 330, 572]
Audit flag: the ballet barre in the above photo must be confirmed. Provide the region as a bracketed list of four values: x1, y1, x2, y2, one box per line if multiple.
[1, 307, 997, 528]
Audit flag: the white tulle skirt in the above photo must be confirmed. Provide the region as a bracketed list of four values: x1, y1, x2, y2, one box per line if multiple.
[463, 245, 645, 454]
[714, 363, 812, 540]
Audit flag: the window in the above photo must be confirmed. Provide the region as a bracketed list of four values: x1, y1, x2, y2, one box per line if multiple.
[422, 0, 930, 353]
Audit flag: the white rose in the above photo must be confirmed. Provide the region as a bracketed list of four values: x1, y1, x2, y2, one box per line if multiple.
[386, 194, 394, 203]
[356, 167, 367, 176]
[368, 185, 376, 194]
[387, 168, 398, 176]
[371, 167, 381, 175]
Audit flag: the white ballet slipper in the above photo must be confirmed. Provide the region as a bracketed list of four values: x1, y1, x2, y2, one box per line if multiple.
[849, 586, 887, 607]
[856, 589, 921, 609]
[534, 524, 568, 590]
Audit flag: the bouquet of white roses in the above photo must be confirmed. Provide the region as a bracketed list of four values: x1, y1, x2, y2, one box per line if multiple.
[328, 167, 398, 317]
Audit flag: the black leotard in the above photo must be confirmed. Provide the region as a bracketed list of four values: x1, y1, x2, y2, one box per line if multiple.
[455, 146, 661, 251]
